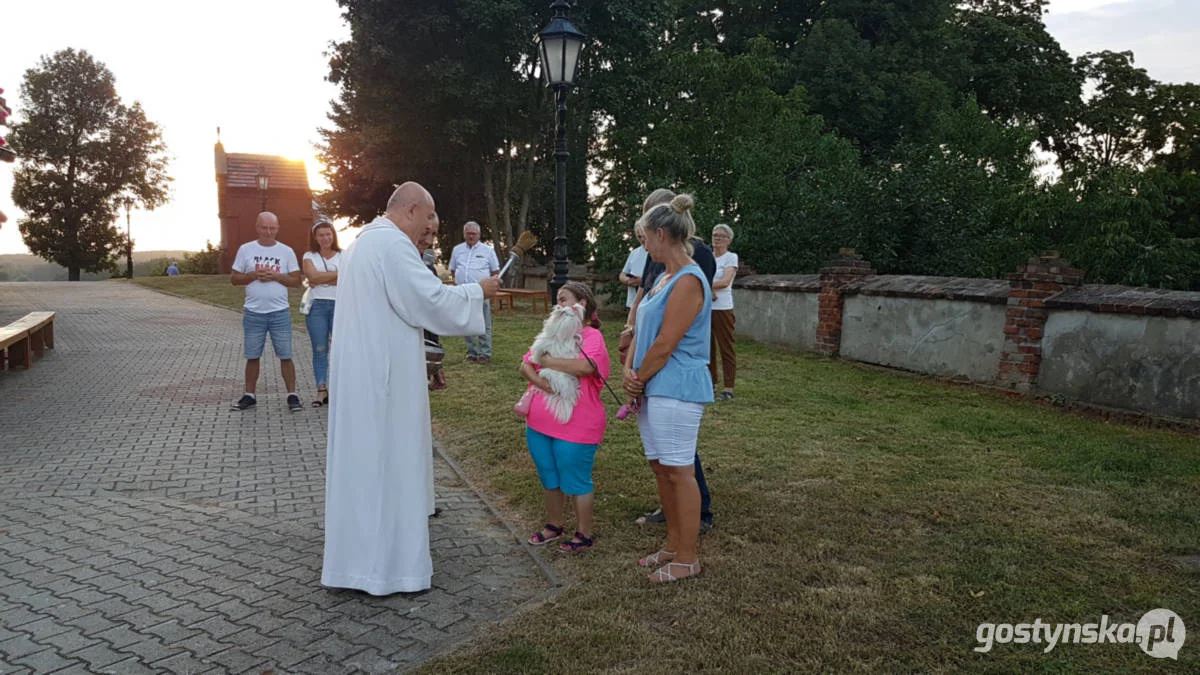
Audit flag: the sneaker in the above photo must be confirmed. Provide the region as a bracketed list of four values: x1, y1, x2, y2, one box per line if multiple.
[700, 519, 714, 534]
[287, 394, 302, 412]
[231, 395, 256, 411]
[719, 391, 734, 401]
[476, 356, 491, 365]
[466, 355, 478, 363]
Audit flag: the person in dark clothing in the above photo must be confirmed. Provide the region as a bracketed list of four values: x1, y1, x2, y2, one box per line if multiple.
[620, 188, 716, 534]
[420, 245, 447, 390]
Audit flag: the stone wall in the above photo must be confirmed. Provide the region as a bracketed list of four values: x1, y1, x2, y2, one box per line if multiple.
[729, 252, 1200, 421]
[1039, 287, 1200, 420]
[734, 275, 820, 350]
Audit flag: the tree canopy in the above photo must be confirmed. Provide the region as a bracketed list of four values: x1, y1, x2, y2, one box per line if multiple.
[318, 0, 1199, 290]
[10, 49, 171, 280]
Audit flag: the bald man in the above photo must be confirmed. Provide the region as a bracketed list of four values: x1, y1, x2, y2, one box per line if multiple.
[448, 221, 500, 363]
[230, 212, 303, 411]
[322, 182, 502, 595]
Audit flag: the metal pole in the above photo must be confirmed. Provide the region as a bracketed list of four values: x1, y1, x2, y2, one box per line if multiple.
[125, 207, 133, 279]
[550, 85, 569, 300]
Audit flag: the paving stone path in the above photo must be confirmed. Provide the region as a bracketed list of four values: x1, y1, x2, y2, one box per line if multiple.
[0, 282, 552, 674]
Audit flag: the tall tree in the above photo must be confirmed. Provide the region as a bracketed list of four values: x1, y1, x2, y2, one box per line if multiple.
[9, 49, 170, 280]
[319, 0, 555, 255]
[1061, 50, 1159, 173]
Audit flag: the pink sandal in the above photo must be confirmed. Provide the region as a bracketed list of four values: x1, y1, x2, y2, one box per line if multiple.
[527, 523, 564, 546]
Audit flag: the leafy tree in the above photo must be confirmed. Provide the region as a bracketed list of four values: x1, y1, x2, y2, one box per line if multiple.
[9, 49, 170, 280]
[1061, 50, 1158, 173]
[865, 102, 1050, 277]
[319, 0, 559, 257]
[183, 241, 222, 275]
[1048, 166, 1197, 288]
[1146, 82, 1200, 174]
[955, 0, 1080, 155]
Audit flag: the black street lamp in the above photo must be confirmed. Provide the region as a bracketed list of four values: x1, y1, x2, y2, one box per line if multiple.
[123, 197, 134, 279]
[537, 0, 585, 299]
[257, 165, 270, 212]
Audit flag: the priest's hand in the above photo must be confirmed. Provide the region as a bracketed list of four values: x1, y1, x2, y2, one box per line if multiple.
[478, 277, 503, 298]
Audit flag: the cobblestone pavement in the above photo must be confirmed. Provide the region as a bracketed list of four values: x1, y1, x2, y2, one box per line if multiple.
[0, 282, 552, 674]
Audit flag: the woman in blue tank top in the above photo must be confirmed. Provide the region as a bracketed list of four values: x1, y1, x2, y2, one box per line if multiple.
[623, 193, 712, 583]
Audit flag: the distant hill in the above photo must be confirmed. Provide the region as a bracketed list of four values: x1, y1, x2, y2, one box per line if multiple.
[0, 251, 192, 282]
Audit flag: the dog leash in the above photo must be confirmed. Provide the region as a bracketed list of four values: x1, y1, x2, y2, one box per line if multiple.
[580, 352, 626, 408]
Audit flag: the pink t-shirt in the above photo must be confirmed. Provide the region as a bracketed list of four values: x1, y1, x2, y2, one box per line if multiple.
[523, 326, 610, 445]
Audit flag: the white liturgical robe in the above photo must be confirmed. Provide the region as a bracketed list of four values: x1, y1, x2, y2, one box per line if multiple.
[322, 215, 485, 595]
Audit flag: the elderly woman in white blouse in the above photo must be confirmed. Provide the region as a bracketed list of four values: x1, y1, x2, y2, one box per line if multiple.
[709, 224, 738, 400]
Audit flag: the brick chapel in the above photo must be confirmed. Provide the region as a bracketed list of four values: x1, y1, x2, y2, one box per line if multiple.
[214, 139, 315, 274]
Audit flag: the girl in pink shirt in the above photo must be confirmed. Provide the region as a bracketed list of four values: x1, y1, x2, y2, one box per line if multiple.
[520, 282, 610, 552]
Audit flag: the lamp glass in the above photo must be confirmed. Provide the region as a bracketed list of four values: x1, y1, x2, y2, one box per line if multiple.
[538, 29, 584, 85]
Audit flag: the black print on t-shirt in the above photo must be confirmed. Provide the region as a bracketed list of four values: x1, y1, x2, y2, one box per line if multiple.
[252, 255, 283, 273]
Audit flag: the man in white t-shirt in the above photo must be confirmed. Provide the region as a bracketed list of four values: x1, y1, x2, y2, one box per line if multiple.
[448, 221, 500, 363]
[229, 212, 304, 411]
[619, 224, 648, 309]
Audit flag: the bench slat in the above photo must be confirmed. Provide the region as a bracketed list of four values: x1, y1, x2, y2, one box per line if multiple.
[0, 327, 28, 349]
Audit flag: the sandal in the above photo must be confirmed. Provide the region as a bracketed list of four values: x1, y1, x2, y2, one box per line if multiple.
[527, 523, 564, 546]
[312, 387, 328, 407]
[558, 531, 594, 552]
[638, 549, 676, 567]
[648, 560, 701, 583]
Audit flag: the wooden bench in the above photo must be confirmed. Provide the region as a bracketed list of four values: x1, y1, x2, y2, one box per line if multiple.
[1, 311, 56, 370]
[503, 288, 551, 313]
[491, 291, 514, 314]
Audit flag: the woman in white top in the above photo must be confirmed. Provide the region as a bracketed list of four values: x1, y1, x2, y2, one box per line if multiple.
[709, 224, 739, 400]
[302, 219, 341, 406]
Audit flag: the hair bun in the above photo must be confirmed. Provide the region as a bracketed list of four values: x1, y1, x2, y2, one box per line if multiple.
[669, 194, 694, 214]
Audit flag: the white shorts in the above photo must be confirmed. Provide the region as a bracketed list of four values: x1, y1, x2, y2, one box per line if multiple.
[637, 396, 705, 467]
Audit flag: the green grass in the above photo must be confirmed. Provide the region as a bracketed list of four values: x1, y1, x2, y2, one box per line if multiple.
[129, 275, 307, 325]
[134, 275, 1200, 673]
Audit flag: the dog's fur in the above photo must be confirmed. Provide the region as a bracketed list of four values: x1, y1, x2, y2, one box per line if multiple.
[529, 303, 585, 423]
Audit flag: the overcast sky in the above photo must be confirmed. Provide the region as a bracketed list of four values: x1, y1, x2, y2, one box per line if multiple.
[1, 0, 1197, 256]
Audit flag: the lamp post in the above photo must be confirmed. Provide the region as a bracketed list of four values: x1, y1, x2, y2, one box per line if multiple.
[257, 165, 270, 212]
[123, 197, 134, 279]
[537, 0, 586, 299]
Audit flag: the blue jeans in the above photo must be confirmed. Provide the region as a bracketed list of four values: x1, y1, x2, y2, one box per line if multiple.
[305, 299, 335, 387]
[465, 301, 492, 358]
[243, 309, 292, 360]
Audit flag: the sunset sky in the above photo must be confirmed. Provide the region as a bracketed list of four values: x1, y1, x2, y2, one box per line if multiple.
[1, 0, 1196, 256]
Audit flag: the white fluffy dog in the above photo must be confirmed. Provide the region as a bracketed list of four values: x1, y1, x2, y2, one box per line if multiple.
[529, 303, 585, 423]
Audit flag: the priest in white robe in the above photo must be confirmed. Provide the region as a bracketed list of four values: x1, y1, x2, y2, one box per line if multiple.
[322, 182, 502, 595]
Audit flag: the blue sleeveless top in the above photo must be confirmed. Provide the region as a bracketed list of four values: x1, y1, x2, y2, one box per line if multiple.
[633, 263, 714, 404]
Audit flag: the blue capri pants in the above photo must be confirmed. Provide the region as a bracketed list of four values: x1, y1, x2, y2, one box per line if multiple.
[525, 427, 598, 496]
